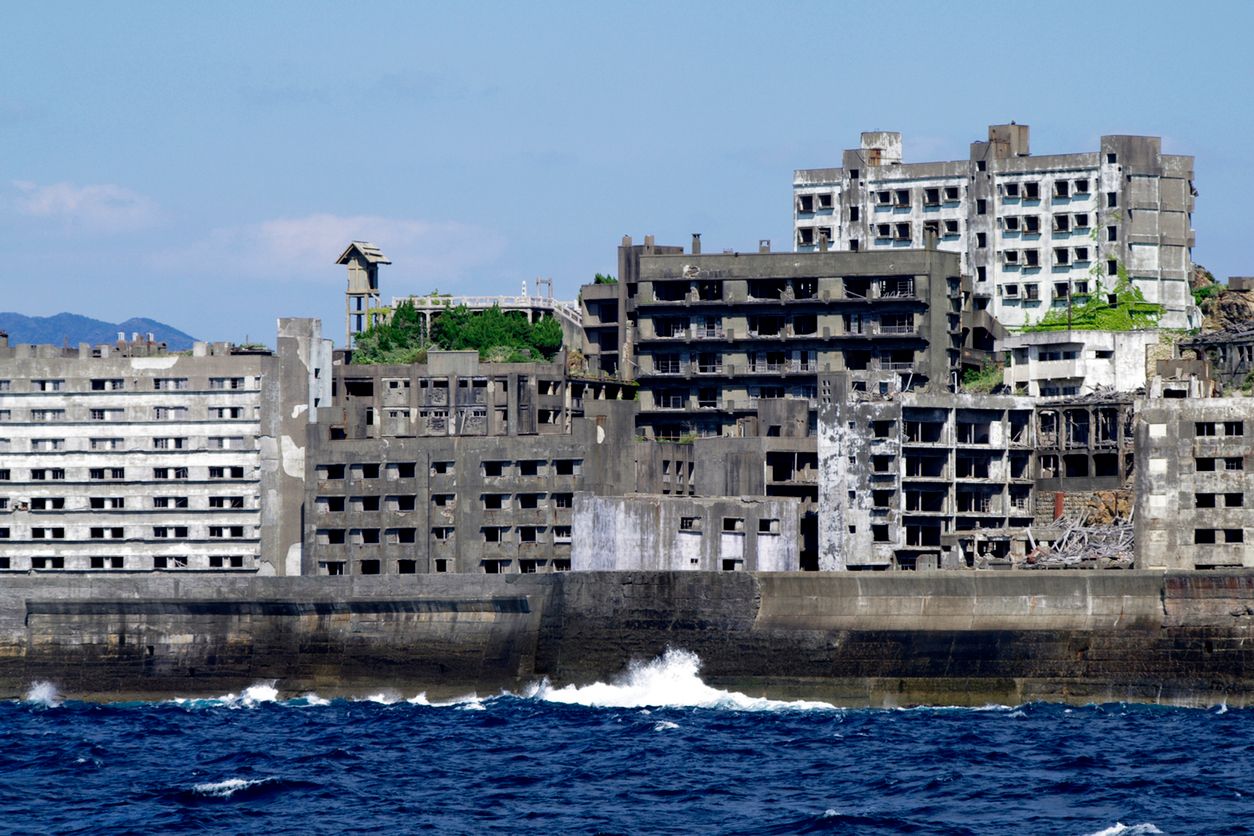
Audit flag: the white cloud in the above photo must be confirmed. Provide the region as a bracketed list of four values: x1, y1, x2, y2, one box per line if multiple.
[12, 180, 159, 232]
[152, 213, 505, 287]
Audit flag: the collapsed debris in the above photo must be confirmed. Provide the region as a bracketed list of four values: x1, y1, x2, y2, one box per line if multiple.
[1021, 507, 1135, 570]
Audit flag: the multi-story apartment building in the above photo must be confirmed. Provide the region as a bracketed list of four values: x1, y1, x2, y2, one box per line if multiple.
[1136, 399, 1254, 569]
[304, 351, 639, 575]
[794, 123, 1197, 329]
[0, 319, 328, 574]
[820, 383, 1037, 570]
[628, 244, 964, 440]
[1002, 330, 1162, 397]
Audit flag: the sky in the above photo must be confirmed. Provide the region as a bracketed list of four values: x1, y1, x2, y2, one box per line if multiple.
[3, 1, 1252, 347]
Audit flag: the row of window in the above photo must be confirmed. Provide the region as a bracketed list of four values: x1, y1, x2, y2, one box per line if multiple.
[0, 436, 250, 452]
[0, 466, 250, 481]
[1, 377, 252, 393]
[316, 557, 571, 575]
[315, 459, 584, 481]
[0, 555, 250, 571]
[316, 525, 574, 545]
[1196, 421, 1245, 437]
[0, 525, 252, 540]
[1000, 280, 1098, 301]
[2, 495, 247, 511]
[0, 406, 253, 422]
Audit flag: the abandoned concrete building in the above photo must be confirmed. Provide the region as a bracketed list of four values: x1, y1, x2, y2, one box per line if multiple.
[793, 123, 1198, 329]
[819, 379, 1038, 570]
[303, 350, 643, 575]
[0, 319, 329, 575]
[1182, 325, 1254, 392]
[572, 494, 800, 571]
[1136, 398, 1254, 569]
[1002, 330, 1163, 397]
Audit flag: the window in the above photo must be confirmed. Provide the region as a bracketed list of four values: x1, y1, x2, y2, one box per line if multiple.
[758, 518, 781, 535]
[153, 378, 188, 390]
[153, 496, 188, 508]
[209, 525, 246, 538]
[554, 459, 582, 476]
[91, 378, 124, 390]
[432, 527, 454, 541]
[1074, 178, 1090, 194]
[31, 557, 65, 570]
[152, 467, 188, 480]
[1106, 191, 1118, 208]
[33, 497, 67, 510]
[976, 198, 987, 215]
[552, 492, 573, 509]
[431, 461, 453, 476]
[209, 436, 247, 449]
[482, 461, 507, 478]
[153, 555, 189, 570]
[679, 516, 700, 531]
[153, 406, 189, 421]
[1225, 457, 1244, 471]
[31, 438, 65, 451]
[32, 468, 66, 480]
[1107, 259, 1118, 276]
[209, 466, 246, 479]
[209, 406, 243, 419]
[89, 527, 125, 540]
[1225, 421, 1244, 437]
[209, 555, 245, 569]
[209, 496, 245, 509]
[153, 437, 187, 450]
[1002, 182, 1020, 199]
[1053, 180, 1070, 199]
[31, 527, 66, 539]
[1025, 284, 1039, 300]
[91, 437, 123, 450]
[31, 409, 65, 422]
[554, 526, 572, 543]
[88, 497, 123, 509]
[1106, 152, 1117, 165]
[209, 377, 246, 390]
[723, 517, 745, 533]
[33, 379, 64, 392]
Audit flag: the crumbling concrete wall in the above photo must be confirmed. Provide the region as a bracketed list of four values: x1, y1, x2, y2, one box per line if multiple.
[571, 494, 800, 571]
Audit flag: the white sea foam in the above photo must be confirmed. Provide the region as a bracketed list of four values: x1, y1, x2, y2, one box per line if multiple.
[406, 693, 431, 706]
[171, 681, 280, 709]
[653, 720, 679, 731]
[358, 692, 401, 705]
[297, 693, 330, 707]
[1083, 824, 1163, 836]
[192, 777, 271, 798]
[529, 647, 837, 711]
[24, 681, 62, 707]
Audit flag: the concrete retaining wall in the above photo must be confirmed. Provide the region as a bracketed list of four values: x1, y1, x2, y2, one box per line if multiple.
[3, 571, 1254, 706]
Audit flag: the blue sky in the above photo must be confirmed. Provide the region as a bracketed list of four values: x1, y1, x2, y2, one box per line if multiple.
[3, 1, 1251, 346]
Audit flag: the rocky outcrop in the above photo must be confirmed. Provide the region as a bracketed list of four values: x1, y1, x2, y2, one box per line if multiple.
[1193, 264, 1254, 332]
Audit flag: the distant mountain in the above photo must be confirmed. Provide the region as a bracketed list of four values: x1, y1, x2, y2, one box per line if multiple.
[0, 312, 198, 351]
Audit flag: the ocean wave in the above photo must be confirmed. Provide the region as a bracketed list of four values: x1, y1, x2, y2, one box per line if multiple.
[1082, 824, 1163, 836]
[526, 647, 839, 711]
[24, 681, 62, 708]
[170, 681, 279, 709]
[183, 775, 316, 802]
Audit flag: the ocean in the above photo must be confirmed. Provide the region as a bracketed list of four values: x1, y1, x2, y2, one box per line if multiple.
[0, 649, 1246, 835]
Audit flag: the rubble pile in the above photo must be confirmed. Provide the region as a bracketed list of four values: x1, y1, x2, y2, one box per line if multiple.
[1022, 508, 1135, 569]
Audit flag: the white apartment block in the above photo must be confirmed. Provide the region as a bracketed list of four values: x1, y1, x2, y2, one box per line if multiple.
[0, 319, 329, 575]
[1002, 330, 1162, 397]
[794, 123, 1197, 329]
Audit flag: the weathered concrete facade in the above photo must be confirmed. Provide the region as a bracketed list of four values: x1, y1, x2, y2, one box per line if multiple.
[0, 320, 328, 576]
[304, 352, 639, 575]
[7, 570, 1254, 707]
[794, 124, 1197, 329]
[1003, 329, 1162, 397]
[1136, 398, 1254, 569]
[819, 383, 1036, 570]
[572, 494, 800, 571]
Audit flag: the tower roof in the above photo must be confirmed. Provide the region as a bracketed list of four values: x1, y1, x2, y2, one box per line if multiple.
[336, 241, 391, 265]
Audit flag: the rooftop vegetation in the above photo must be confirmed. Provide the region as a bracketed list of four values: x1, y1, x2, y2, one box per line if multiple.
[351, 301, 563, 365]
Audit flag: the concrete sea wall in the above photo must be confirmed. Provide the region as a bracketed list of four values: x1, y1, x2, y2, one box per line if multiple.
[2, 571, 1254, 706]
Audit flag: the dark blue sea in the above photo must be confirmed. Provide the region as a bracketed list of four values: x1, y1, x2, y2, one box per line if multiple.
[0, 649, 1247, 835]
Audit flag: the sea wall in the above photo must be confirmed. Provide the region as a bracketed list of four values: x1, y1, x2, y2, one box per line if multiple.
[2, 571, 1254, 706]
